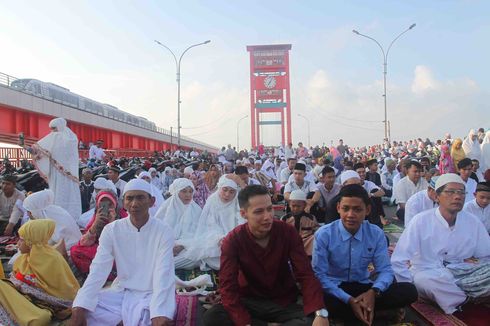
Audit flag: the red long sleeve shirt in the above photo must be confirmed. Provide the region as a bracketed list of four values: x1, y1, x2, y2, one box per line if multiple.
[219, 220, 325, 325]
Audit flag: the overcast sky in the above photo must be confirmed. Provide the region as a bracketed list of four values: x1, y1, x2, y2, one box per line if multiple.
[1, 1, 488, 149]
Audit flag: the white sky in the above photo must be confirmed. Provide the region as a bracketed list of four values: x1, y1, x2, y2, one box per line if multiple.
[0, 1, 488, 149]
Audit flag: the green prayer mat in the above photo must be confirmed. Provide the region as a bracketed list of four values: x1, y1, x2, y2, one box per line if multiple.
[383, 223, 404, 234]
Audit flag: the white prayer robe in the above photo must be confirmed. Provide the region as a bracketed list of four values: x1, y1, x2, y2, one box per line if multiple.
[182, 177, 243, 270]
[464, 178, 477, 203]
[73, 217, 176, 323]
[391, 208, 490, 313]
[404, 190, 437, 227]
[33, 118, 81, 219]
[154, 181, 202, 270]
[464, 199, 490, 233]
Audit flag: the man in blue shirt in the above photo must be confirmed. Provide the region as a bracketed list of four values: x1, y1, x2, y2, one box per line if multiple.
[312, 184, 417, 324]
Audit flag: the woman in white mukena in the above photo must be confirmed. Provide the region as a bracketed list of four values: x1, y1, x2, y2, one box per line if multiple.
[154, 178, 202, 270]
[184, 175, 245, 270]
[27, 117, 81, 219]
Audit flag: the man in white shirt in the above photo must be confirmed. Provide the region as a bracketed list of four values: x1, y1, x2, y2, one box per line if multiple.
[391, 159, 409, 204]
[235, 166, 261, 186]
[380, 159, 397, 198]
[107, 167, 127, 207]
[394, 161, 428, 221]
[463, 181, 490, 233]
[391, 174, 490, 314]
[71, 179, 175, 325]
[284, 142, 295, 159]
[0, 175, 25, 236]
[280, 158, 297, 185]
[404, 176, 439, 227]
[457, 158, 477, 203]
[284, 163, 320, 213]
[88, 140, 106, 161]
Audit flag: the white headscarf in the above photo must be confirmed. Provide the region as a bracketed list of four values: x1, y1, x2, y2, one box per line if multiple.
[462, 129, 482, 162]
[23, 189, 81, 249]
[37, 118, 79, 178]
[34, 117, 81, 219]
[154, 178, 201, 242]
[481, 131, 490, 172]
[185, 175, 243, 260]
[261, 158, 277, 180]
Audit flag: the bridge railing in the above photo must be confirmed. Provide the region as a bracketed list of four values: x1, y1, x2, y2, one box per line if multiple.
[0, 72, 18, 87]
[1, 147, 163, 168]
[0, 147, 32, 167]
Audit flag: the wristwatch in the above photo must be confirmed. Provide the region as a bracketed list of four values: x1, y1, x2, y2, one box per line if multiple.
[371, 287, 382, 297]
[315, 308, 329, 318]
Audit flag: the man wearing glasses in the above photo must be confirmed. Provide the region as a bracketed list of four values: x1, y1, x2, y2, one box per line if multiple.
[391, 173, 490, 314]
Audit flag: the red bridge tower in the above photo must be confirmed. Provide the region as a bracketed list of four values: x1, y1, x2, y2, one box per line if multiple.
[246, 44, 292, 148]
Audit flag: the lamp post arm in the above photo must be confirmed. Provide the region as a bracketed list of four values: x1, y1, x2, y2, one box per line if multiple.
[386, 27, 413, 64]
[354, 32, 386, 62]
[178, 42, 210, 71]
[154, 40, 178, 71]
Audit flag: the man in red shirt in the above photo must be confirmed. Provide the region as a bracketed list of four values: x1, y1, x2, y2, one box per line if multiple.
[203, 185, 329, 326]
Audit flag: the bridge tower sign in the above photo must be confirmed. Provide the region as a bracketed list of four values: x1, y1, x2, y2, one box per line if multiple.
[246, 44, 292, 148]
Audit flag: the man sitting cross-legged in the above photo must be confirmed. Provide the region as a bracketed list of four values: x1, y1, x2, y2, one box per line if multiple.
[391, 173, 490, 314]
[203, 185, 329, 326]
[313, 184, 418, 325]
[70, 179, 176, 326]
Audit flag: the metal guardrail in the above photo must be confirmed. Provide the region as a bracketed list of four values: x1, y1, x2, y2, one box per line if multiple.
[0, 71, 216, 150]
[0, 72, 18, 87]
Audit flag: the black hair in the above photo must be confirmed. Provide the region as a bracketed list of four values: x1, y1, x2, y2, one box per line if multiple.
[476, 181, 490, 193]
[321, 166, 335, 176]
[353, 163, 365, 171]
[234, 166, 249, 175]
[457, 158, 473, 170]
[344, 161, 354, 168]
[287, 157, 297, 163]
[1, 175, 17, 184]
[338, 184, 371, 207]
[405, 160, 423, 170]
[238, 185, 269, 209]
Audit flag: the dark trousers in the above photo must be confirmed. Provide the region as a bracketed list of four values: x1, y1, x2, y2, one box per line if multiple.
[396, 208, 405, 221]
[324, 282, 418, 319]
[203, 297, 314, 326]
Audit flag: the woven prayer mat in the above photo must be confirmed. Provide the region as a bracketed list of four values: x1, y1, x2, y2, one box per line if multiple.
[411, 300, 490, 326]
[175, 294, 199, 326]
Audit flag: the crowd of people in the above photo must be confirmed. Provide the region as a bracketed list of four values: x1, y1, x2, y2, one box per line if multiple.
[0, 116, 489, 325]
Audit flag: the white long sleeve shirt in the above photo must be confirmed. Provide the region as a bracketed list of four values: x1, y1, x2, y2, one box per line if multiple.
[404, 190, 437, 227]
[73, 217, 176, 319]
[393, 176, 428, 205]
[464, 199, 490, 233]
[391, 208, 490, 283]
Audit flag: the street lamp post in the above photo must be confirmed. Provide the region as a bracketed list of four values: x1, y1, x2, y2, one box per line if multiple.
[237, 115, 248, 151]
[155, 40, 211, 147]
[297, 113, 310, 148]
[353, 23, 416, 141]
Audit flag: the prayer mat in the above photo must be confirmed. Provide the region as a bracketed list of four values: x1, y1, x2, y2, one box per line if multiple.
[175, 294, 199, 326]
[175, 268, 219, 291]
[411, 299, 490, 326]
[383, 224, 404, 234]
